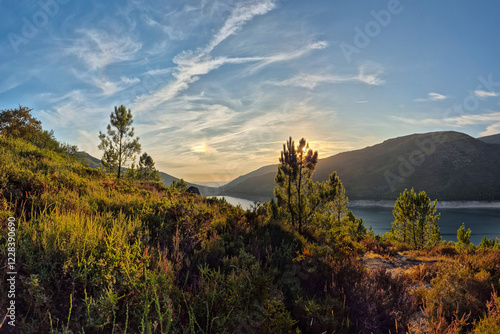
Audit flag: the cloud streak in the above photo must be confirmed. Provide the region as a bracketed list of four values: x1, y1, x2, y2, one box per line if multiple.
[393, 111, 500, 136]
[414, 92, 447, 102]
[204, 0, 276, 54]
[66, 29, 142, 71]
[275, 66, 384, 89]
[133, 0, 329, 112]
[475, 90, 499, 98]
[133, 41, 329, 110]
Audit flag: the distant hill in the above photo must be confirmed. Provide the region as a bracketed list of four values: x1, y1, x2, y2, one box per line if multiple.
[79, 152, 102, 169]
[220, 131, 500, 201]
[478, 133, 500, 145]
[79, 152, 219, 196]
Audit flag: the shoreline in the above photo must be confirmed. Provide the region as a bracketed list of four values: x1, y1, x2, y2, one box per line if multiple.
[215, 195, 500, 209]
[349, 200, 500, 209]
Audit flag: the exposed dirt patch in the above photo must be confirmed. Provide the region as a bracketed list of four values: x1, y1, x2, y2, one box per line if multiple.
[362, 252, 438, 333]
[362, 252, 438, 277]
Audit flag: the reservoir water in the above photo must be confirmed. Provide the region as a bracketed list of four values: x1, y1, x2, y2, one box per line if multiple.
[215, 196, 500, 245]
[350, 206, 500, 245]
[212, 196, 256, 210]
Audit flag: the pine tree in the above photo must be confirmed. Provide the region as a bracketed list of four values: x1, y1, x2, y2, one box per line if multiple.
[171, 179, 188, 191]
[274, 137, 353, 237]
[275, 137, 297, 227]
[274, 137, 318, 234]
[98, 105, 141, 180]
[392, 189, 415, 244]
[138, 152, 161, 182]
[325, 172, 348, 225]
[392, 188, 441, 249]
[457, 223, 471, 245]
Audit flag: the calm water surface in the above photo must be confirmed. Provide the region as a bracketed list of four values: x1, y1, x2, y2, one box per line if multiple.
[350, 206, 500, 245]
[213, 196, 256, 209]
[214, 196, 500, 245]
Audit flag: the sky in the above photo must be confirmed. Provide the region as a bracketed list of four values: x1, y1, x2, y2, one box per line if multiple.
[2, 0, 500, 184]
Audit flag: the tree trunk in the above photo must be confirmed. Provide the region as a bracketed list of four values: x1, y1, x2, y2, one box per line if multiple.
[117, 134, 123, 180]
[297, 159, 303, 234]
[287, 170, 295, 228]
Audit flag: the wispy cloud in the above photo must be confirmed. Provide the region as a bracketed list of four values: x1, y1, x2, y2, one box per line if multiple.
[204, 0, 276, 54]
[39, 90, 91, 127]
[0, 73, 32, 94]
[134, 56, 258, 110]
[275, 64, 384, 89]
[66, 29, 142, 71]
[245, 41, 328, 74]
[132, 1, 279, 111]
[393, 111, 500, 136]
[94, 76, 140, 96]
[481, 123, 500, 136]
[134, 1, 208, 42]
[414, 92, 447, 102]
[72, 71, 141, 96]
[141, 98, 336, 180]
[62, 29, 143, 96]
[358, 64, 385, 85]
[133, 0, 330, 112]
[475, 90, 499, 98]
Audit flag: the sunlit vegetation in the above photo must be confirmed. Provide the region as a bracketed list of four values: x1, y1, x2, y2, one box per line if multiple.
[1, 106, 500, 333]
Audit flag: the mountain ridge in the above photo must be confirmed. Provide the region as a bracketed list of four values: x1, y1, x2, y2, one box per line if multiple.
[220, 131, 500, 201]
[478, 133, 500, 145]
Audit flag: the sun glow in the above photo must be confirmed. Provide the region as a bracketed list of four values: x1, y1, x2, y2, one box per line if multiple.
[192, 143, 209, 153]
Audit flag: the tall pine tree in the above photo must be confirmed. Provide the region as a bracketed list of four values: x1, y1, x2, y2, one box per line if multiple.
[98, 105, 141, 180]
[274, 137, 318, 234]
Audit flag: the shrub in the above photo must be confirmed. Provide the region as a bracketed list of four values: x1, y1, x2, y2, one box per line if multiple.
[429, 243, 458, 257]
[471, 290, 500, 333]
[423, 262, 492, 331]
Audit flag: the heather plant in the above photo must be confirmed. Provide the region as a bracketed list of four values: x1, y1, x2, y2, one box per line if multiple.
[180, 251, 297, 333]
[422, 261, 493, 331]
[330, 259, 416, 334]
[472, 290, 500, 333]
[3, 122, 500, 333]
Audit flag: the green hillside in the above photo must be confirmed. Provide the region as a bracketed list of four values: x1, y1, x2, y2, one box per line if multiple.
[79, 151, 219, 196]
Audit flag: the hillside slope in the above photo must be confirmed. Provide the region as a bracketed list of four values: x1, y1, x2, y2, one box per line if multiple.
[221, 131, 500, 201]
[478, 133, 500, 145]
[80, 152, 219, 196]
